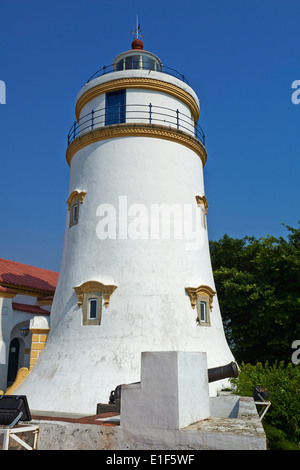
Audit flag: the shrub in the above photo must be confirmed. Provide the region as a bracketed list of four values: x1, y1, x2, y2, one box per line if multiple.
[230, 361, 300, 449]
[263, 424, 299, 450]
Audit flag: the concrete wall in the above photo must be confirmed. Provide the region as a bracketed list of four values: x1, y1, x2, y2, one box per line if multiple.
[32, 395, 266, 450]
[121, 352, 210, 431]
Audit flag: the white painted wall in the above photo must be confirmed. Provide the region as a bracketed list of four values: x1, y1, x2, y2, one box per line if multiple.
[0, 295, 47, 391]
[0, 297, 6, 370]
[121, 351, 210, 431]
[78, 87, 195, 137]
[13, 294, 37, 305]
[16, 135, 235, 414]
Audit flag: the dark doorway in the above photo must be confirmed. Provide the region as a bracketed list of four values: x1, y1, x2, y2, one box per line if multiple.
[105, 90, 126, 125]
[7, 338, 20, 387]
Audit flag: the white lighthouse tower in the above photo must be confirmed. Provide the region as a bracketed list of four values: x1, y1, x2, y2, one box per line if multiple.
[16, 31, 235, 415]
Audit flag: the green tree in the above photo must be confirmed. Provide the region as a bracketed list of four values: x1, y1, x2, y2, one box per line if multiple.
[230, 361, 300, 449]
[209, 223, 300, 364]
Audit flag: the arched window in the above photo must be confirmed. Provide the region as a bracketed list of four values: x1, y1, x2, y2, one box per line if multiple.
[66, 190, 86, 227]
[74, 281, 117, 326]
[185, 285, 216, 326]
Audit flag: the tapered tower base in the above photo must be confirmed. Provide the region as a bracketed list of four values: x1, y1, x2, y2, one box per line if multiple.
[14, 40, 236, 415]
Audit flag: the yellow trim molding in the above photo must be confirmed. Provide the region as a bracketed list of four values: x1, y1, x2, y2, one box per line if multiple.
[66, 123, 207, 167]
[195, 195, 208, 214]
[74, 280, 118, 309]
[75, 77, 200, 122]
[0, 291, 16, 299]
[29, 327, 49, 371]
[66, 190, 86, 210]
[4, 367, 30, 395]
[0, 283, 54, 297]
[185, 285, 216, 311]
[38, 298, 53, 306]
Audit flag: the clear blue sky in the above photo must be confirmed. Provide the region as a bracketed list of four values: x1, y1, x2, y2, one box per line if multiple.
[1, 0, 299, 271]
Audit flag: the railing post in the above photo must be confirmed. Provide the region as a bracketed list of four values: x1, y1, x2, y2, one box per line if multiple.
[149, 103, 152, 124]
[73, 121, 76, 141]
[176, 109, 179, 129]
[91, 110, 94, 130]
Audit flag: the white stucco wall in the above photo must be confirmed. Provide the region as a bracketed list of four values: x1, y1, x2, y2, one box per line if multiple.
[16, 134, 234, 414]
[121, 351, 210, 431]
[78, 87, 195, 137]
[0, 297, 6, 368]
[0, 295, 35, 390]
[76, 67, 198, 139]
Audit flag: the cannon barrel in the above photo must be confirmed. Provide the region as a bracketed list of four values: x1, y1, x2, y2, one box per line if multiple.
[108, 362, 239, 404]
[109, 384, 123, 404]
[208, 361, 238, 383]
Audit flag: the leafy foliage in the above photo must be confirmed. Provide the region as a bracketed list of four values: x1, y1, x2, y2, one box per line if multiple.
[230, 362, 300, 449]
[209, 222, 300, 364]
[210, 224, 300, 449]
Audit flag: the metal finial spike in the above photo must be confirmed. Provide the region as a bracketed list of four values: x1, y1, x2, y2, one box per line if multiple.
[130, 15, 144, 39]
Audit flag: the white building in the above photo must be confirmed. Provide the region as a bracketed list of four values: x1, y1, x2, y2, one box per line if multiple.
[15, 37, 236, 415]
[0, 258, 57, 392]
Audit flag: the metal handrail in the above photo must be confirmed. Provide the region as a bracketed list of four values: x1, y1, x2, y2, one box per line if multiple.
[67, 103, 205, 146]
[86, 63, 189, 85]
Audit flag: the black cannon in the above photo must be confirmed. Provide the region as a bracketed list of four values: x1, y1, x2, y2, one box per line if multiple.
[96, 361, 239, 414]
[109, 384, 123, 404]
[208, 361, 239, 383]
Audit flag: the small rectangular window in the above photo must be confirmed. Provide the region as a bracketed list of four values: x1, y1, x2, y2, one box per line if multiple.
[72, 204, 78, 223]
[89, 298, 98, 320]
[200, 301, 206, 322]
[82, 292, 102, 325]
[196, 296, 211, 326]
[69, 199, 80, 227]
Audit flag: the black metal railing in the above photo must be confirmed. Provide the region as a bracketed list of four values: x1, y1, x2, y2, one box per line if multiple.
[67, 104, 205, 146]
[86, 63, 190, 85]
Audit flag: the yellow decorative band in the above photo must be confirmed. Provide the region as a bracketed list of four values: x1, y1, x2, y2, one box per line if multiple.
[0, 291, 16, 299]
[75, 77, 200, 122]
[66, 123, 207, 167]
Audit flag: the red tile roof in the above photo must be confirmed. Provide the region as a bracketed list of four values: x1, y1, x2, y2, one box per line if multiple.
[0, 258, 58, 294]
[12, 302, 50, 316]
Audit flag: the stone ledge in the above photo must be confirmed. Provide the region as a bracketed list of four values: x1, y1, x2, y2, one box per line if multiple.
[30, 396, 266, 450]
